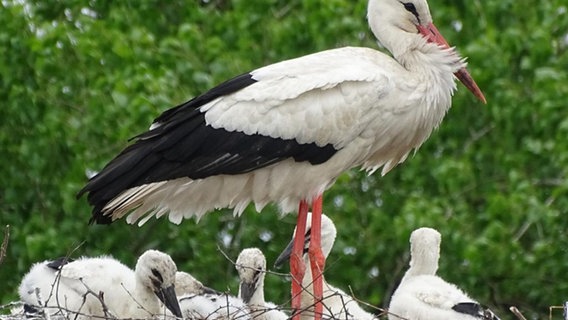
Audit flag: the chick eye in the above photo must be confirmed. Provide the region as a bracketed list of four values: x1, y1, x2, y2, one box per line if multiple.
[151, 268, 164, 282]
[253, 270, 262, 283]
[402, 2, 419, 18]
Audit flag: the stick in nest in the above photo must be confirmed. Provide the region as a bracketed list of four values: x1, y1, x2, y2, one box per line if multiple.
[509, 306, 527, 320]
[0, 225, 10, 265]
[548, 304, 568, 320]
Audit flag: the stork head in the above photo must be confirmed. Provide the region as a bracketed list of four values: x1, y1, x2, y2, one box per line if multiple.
[368, 0, 486, 103]
[235, 248, 266, 304]
[135, 250, 182, 318]
[408, 227, 441, 276]
[175, 271, 220, 296]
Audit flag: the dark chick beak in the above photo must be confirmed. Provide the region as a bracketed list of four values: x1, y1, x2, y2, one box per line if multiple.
[417, 22, 487, 104]
[274, 232, 311, 268]
[156, 285, 182, 318]
[239, 282, 256, 304]
[274, 237, 295, 268]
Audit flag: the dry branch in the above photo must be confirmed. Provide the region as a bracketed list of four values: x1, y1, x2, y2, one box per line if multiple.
[509, 306, 527, 320]
[0, 225, 10, 265]
[548, 303, 568, 320]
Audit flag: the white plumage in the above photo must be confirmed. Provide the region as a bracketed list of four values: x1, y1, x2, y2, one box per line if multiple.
[178, 293, 251, 320]
[236, 248, 288, 320]
[275, 213, 379, 320]
[173, 270, 251, 319]
[18, 250, 182, 319]
[171, 267, 256, 320]
[388, 227, 500, 320]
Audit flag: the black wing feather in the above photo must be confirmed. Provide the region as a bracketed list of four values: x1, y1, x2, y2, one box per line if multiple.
[46, 257, 74, 270]
[452, 302, 501, 320]
[151, 73, 257, 126]
[78, 72, 338, 224]
[23, 304, 41, 315]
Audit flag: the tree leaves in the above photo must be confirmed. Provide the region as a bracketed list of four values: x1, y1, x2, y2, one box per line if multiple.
[1, 1, 567, 319]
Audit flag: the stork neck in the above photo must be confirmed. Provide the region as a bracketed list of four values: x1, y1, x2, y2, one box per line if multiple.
[132, 283, 160, 315]
[301, 257, 327, 286]
[396, 40, 463, 77]
[371, 21, 463, 111]
[398, 41, 464, 118]
[404, 249, 439, 279]
[250, 280, 265, 306]
[405, 261, 438, 278]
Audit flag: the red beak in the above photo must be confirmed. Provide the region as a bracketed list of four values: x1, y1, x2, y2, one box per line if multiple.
[417, 22, 487, 104]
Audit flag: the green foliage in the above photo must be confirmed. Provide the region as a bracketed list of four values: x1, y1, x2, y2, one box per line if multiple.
[1, 1, 567, 319]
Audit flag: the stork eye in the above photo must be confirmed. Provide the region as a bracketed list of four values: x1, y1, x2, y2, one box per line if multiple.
[151, 268, 164, 282]
[402, 2, 419, 18]
[253, 270, 262, 283]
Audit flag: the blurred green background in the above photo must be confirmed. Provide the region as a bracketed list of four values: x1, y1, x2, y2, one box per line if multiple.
[1, 0, 568, 319]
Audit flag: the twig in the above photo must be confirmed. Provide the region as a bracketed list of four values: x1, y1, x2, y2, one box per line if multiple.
[463, 124, 495, 152]
[44, 271, 118, 320]
[98, 291, 109, 319]
[67, 240, 86, 257]
[549, 304, 566, 320]
[216, 244, 289, 277]
[119, 282, 155, 318]
[33, 288, 52, 320]
[216, 244, 237, 266]
[510, 306, 527, 320]
[0, 301, 24, 312]
[0, 225, 10, 265]
[348, 286, 389, 319]
[50, 242, 86, 318]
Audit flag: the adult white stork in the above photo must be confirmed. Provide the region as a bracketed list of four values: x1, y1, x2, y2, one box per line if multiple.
[388, 228, 500, 320]
[78, 0, 486, 318]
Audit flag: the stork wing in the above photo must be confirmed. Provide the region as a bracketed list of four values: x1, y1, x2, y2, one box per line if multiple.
[78, 47, 401, 224]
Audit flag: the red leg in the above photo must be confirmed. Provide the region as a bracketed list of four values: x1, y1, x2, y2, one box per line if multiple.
[309, 194, 325, 320]
[291, 200, 309, 320]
